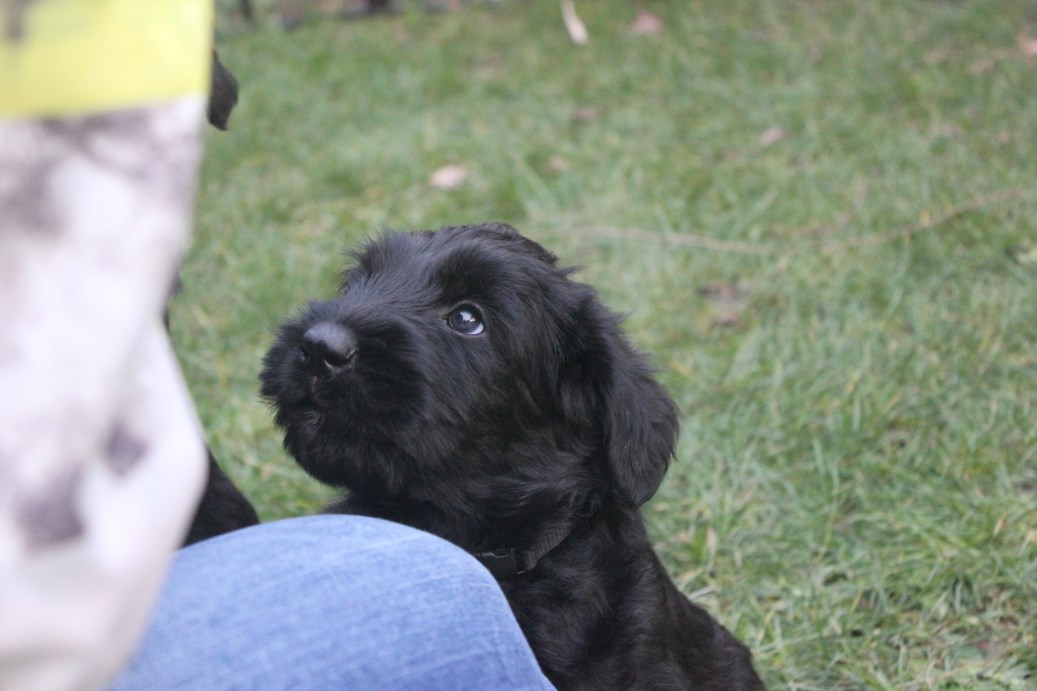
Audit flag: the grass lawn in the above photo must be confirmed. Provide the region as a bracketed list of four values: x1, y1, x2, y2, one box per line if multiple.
[179, 1, 1037, 687]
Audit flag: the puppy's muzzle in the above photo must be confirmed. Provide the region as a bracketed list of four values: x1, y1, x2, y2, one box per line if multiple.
[299, 322, 358, 377]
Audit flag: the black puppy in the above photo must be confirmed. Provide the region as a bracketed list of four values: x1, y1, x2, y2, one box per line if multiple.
[261, 223, 764, 690]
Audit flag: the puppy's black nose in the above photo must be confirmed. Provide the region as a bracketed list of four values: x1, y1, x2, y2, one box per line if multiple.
[299, 322, 357, 375]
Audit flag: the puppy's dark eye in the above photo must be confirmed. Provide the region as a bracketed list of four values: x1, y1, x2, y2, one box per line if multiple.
[446, 305, 485, 335]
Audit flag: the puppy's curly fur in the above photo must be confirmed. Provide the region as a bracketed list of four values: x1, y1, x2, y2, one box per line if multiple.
[261, 223, 764, 690]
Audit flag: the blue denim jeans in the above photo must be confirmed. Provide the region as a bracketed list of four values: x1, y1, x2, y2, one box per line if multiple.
[111, 515, 554, 690]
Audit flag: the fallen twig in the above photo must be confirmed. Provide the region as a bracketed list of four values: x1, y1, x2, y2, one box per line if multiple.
[551, 226, 781, 256]
[538, 188, 1025, 258]
[818, 188, 1022, 253]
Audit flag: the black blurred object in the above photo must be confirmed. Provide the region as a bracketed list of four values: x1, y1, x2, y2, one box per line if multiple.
[239, 0, 256, 22]
[238, 0, 500, 26]
[280, 0, 400, 29]
[184, 450, 261, 546]
[207, 50, 239, 131]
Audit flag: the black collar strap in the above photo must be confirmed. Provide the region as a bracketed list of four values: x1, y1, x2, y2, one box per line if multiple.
[475, 521, 574, 579]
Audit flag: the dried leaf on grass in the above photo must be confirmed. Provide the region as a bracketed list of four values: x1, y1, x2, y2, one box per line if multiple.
[548, 156, 570, 174]
[698, 282, 751, 327]
[1018, 36, 1037, 58]
[759, 125, 785, 147]
[629, 12, 664, 37]
[570, 106, 600, 123]
[429, 164, 470, 190]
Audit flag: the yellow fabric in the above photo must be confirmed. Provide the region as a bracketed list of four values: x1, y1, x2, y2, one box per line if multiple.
[0, 0, 213, 118]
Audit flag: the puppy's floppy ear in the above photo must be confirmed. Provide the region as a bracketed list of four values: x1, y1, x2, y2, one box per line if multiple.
[561, 296, 679, 507]
[601, 334, 680, 506]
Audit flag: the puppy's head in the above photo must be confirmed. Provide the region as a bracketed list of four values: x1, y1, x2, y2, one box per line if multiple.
[260, 224, 678, 517]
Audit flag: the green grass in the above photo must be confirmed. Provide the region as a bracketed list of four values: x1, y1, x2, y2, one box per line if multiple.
[178, 1, 1037, 686]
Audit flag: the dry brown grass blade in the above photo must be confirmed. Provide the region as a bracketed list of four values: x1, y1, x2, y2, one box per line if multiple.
[819, 188, 1023, 253]
[555, 226, 781, 256]
[560, 0, 588, 45]
[548, 188, 1024, 258]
